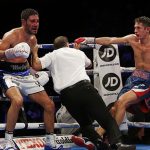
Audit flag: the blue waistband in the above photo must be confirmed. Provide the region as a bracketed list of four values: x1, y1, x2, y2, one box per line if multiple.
[0, 69, 30, 76]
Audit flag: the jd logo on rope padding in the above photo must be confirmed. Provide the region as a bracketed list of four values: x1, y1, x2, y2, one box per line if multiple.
[98, 45, 117, 62]
[102, 73, 120, 91]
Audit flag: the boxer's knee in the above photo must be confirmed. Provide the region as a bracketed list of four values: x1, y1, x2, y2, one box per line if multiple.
[11, 96, 23, 109]
[114, 99, 126, 110]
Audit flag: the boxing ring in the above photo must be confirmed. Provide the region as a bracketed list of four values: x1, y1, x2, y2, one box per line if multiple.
[0, 43, 150, 150]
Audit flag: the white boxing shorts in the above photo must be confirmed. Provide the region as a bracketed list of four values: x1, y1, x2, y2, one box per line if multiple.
[2, 73, 44, 96]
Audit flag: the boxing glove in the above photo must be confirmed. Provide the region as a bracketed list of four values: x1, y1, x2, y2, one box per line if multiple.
[5, 42, 30, 59]
[74, 37, 95, 44]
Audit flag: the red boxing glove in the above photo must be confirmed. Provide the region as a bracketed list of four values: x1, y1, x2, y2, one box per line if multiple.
[74, 37, 95, 44]
[74, 37, 86, 44]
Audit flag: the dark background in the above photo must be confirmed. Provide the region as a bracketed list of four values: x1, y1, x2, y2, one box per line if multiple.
[0, 0, 150, 139]
[0, 0, 150, 43]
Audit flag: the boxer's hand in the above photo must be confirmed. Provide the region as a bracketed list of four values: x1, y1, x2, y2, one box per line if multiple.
[5, 42, 30, 59]
[34, 71, 50, 86]
[74, 37, 95, 44]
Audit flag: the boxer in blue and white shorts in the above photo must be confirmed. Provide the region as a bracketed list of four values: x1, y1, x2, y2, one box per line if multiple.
[0, 42, 55, 150]
[0, 8, 56, 150]
[75, 16, 150, 142]
[118, 69, 150, 113]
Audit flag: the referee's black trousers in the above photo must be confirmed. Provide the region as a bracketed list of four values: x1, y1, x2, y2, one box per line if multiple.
[60, 80, 122, 145]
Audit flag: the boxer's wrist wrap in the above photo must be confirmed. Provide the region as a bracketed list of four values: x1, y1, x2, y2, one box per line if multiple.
[86, 37, 96, 44]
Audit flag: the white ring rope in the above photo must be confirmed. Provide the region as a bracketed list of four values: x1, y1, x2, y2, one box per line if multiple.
[0, 43, 147, 131]
[120, 67, 135, 73]
[38, 43, 95, 49]
[44, 67, 135, 77]
[86, 67, 135, 75]
[0, 120, 149, 130]
[0, 123, 80, 130]
[127, 121, 150, 128]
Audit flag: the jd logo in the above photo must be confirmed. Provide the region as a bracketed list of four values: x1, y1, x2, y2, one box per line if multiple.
[102, 73, 120, 91]
[99, 45, 116, 62]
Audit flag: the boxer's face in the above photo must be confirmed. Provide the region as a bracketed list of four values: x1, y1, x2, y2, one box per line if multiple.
[24, 15, 39, 35]
[134, 22, 148, 39]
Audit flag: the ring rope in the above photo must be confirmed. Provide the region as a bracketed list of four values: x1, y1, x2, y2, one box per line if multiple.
[0, 120, 150, 130]
[38, 43, 128, 50]
[127, 121, 150, 128]
[44, 67, 135, 77]
[85, 67, 135, 75]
